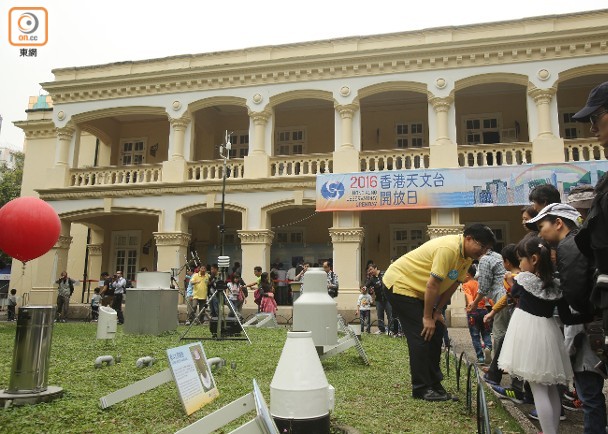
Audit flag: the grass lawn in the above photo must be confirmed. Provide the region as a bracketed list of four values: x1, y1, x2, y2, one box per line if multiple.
[0, 322, 523, 433]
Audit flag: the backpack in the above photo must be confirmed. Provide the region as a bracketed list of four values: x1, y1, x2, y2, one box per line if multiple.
[253, 288, 262, 305]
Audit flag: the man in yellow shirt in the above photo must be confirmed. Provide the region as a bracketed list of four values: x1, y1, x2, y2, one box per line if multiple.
[190, 266, 210, 323]
[383, 223, 496, 401]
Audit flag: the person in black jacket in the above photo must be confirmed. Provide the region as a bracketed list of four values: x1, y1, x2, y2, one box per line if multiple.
[527, 203, 606, 434]
[572, 81, 608, 336]
[363, 264, 393, 335]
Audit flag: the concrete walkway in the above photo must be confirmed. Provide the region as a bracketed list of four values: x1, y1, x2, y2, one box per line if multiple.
[447, 326, 588, 434]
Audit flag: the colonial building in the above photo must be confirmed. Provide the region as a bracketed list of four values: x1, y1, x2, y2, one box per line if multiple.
[11, 10, 608, 325]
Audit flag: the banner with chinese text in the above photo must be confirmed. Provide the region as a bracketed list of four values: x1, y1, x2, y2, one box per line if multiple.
[316, 161, 608, 212]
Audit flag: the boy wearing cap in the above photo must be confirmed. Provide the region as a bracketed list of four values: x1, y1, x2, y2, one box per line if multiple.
[527, 203, 606, 434]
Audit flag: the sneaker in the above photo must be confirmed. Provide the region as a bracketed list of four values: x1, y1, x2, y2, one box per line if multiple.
[477, 357, 485, 364]
[484, 348, 492, 365]
[374, 330, 384, 335]
[563, 389, 577, 401]
[491, 385, 525, 404]
[528, 407, 566, 421]
[185, 321, 191, 326]
[562, 398, 583, 412]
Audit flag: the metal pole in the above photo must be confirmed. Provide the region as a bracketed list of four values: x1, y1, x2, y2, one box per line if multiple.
[219, 130, 231, 257]
[217, 131, 232, 339]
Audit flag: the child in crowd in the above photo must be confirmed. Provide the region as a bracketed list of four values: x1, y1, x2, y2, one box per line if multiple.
[485, 244, 535, 405]
[528, 202, 606, 432]
[356, 286, 373, 333]
[7, 289, 17, 321]
[90, 287, 101, 321]
[462, 265, 493, 364]
[226, 274, 246, 317]
[259, 272, 277, 315]
[499, 236, 591, 434]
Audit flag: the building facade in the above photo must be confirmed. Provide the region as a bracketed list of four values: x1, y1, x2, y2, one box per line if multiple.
[11, 10, 608, 324]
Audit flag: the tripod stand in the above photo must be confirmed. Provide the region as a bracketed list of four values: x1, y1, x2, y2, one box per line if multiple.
[179, 278, 250, 343]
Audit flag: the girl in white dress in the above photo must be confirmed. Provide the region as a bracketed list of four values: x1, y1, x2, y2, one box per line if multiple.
[498, 236, 591, 434]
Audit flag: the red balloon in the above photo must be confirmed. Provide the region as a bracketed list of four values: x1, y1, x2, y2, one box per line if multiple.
[0, 196, 61, 263]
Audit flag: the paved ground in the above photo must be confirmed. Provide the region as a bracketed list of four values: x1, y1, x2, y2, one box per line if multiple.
[447, 326, 588, 434]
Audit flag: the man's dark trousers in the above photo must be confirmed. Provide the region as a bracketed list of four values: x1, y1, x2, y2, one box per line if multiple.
[387, 291, 444, 395]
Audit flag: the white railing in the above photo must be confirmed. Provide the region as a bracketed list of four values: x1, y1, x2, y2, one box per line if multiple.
[66, 141, 606, 189]
[70, 164, 163, 187]
[564, 139, 607, 162]
[187, 159, 245, 181]
[270, 153, 333, 177]
[458, 143, 532, 167]
[359, 148, 430, 172]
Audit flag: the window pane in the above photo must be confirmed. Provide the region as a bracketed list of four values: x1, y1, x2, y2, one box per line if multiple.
[565, 128, 578, 139]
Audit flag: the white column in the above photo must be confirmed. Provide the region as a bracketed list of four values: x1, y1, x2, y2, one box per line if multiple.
[162, 113, 191, 182]
[54, 126, 75, 167]
[329, 210, 363, 309]
[47, 125, 75, 187]
[244, 110, 271, 178]
[238, 230, 274, 283]
[153, 231, 191, 302]
[527, 86, 565, 163]
[169, 113, 191, 161]
[333, 103, 360, 173]
[428, 96, 458, 168]
[528, 87, 557, 138]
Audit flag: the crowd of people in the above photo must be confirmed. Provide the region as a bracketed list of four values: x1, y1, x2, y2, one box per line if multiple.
[4, 79, 606, 434]
[380, 81, 608, 434]
[181, 259, 340, 325]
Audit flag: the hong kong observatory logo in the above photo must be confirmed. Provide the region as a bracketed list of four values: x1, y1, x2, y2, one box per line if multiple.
[321, 181, 345, 200]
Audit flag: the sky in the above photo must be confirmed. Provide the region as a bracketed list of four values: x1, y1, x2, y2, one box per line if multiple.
[1, 0, 606, 151]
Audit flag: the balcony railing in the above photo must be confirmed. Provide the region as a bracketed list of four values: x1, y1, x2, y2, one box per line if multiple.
[70, 164, 163, 187]
[360, 148, 430, 172]
[564, 138, 607, 162]
[458, 143, 532, 167]
[187, 159, 245, 181]
[270, 153, 333, 177]
[66, 141, 606, 189]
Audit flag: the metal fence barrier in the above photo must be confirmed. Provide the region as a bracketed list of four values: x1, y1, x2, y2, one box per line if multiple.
[444, 344, 501, 434]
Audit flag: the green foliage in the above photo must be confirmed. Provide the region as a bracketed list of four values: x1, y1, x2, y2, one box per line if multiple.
[0, 324, 523, 433]
[0, 151, 24, 207]
[0, 151, 24, 267]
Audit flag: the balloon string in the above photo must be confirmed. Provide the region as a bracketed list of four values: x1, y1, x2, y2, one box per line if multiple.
[21, 262, 26, 276]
